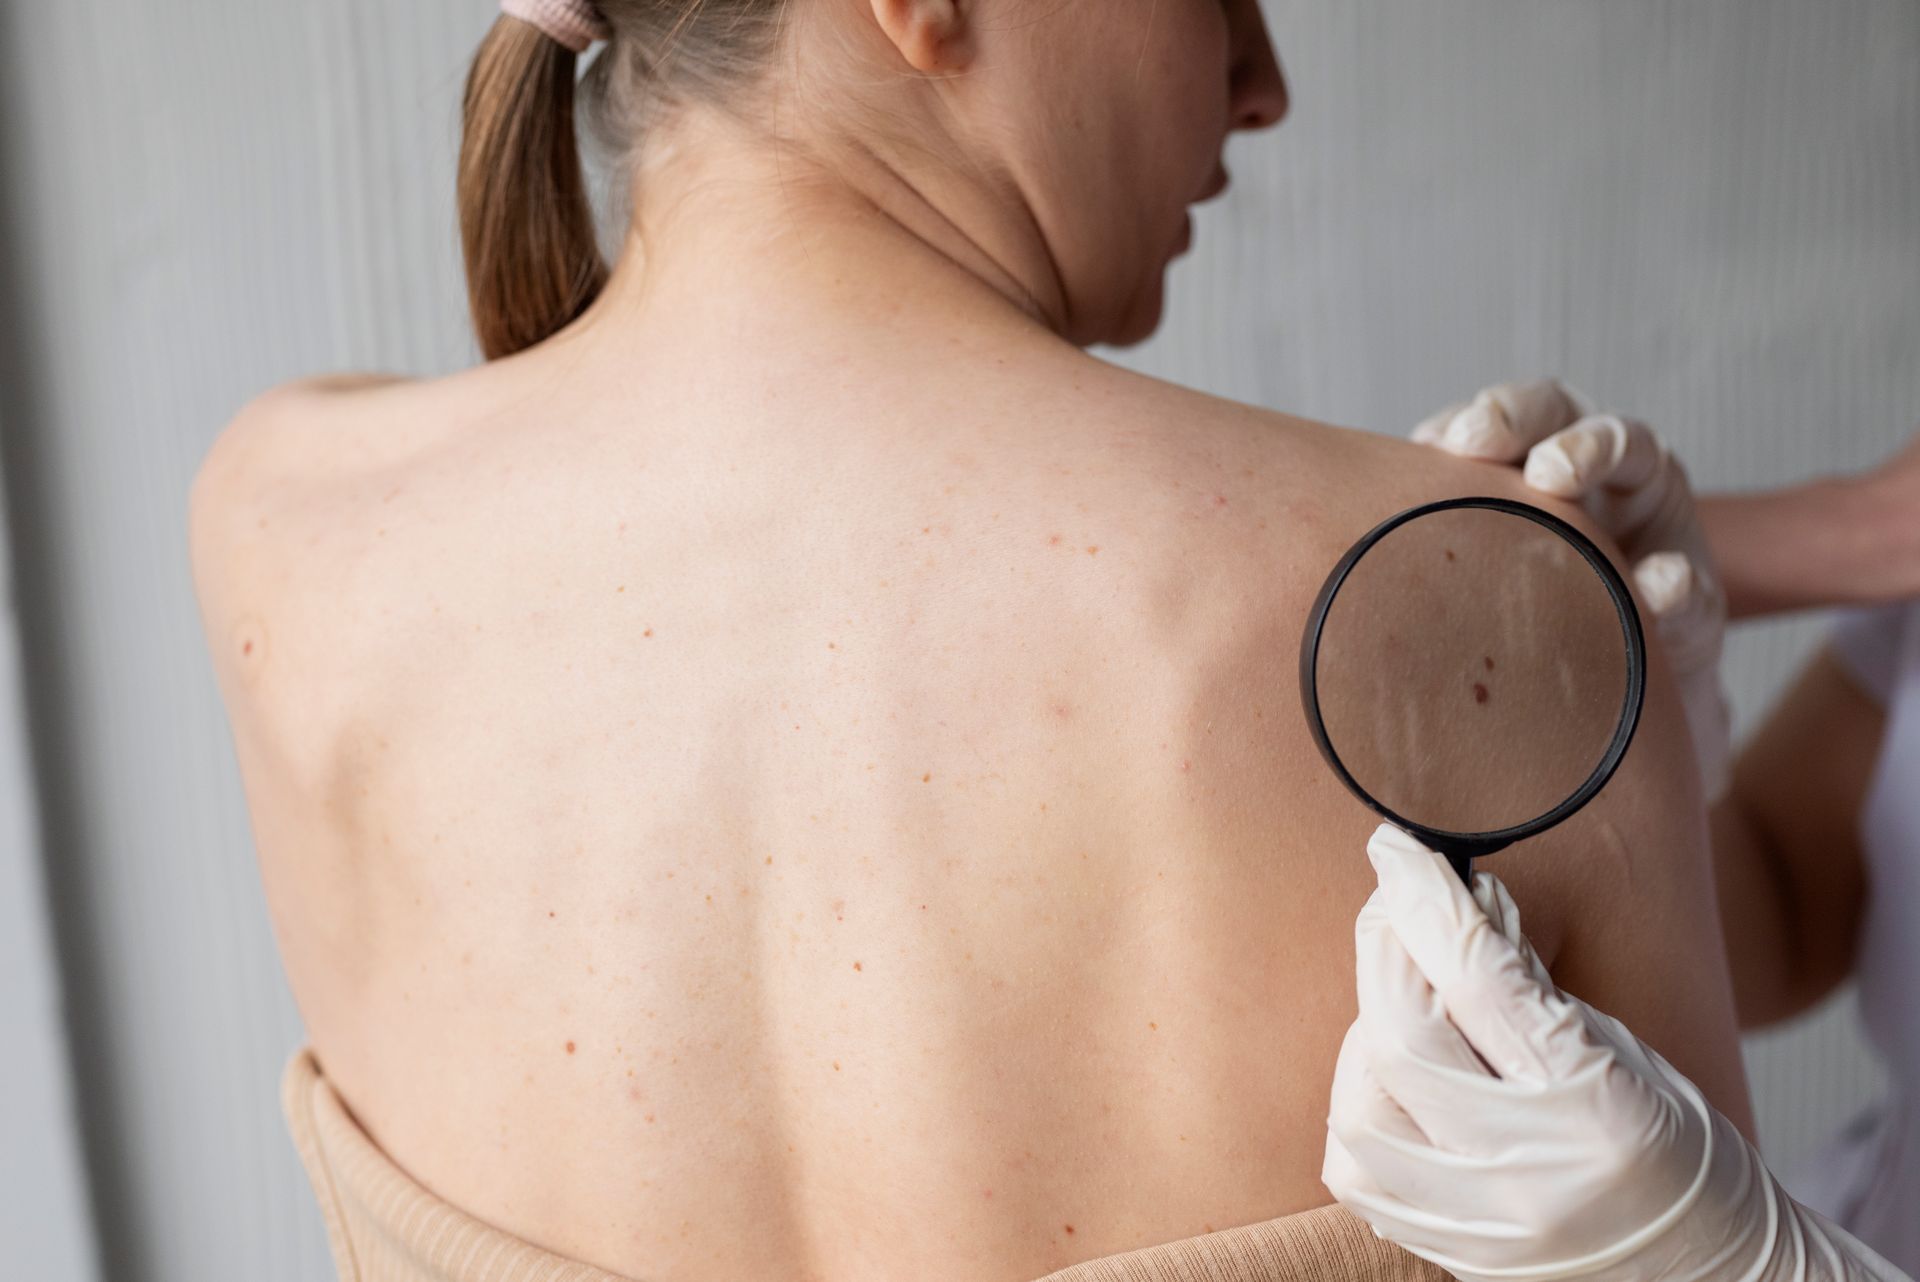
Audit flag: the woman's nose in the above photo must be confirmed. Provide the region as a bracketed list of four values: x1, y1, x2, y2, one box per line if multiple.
[1230, 10, 1290, 131]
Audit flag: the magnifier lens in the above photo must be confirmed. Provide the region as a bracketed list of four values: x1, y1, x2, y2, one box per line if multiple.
[1307, 503, 1639, 845]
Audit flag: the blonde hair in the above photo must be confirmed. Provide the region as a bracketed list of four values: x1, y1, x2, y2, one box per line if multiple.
[458, 2, 790, 360]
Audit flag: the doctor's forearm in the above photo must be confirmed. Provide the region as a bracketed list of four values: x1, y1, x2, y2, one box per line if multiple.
[1700, 475, 1920, 620]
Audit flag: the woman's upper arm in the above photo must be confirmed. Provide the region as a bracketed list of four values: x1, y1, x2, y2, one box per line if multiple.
[1493, 583, 1759, 1141]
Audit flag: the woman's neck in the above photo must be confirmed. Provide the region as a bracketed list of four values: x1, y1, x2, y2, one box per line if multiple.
[573, 119, 1071, 356]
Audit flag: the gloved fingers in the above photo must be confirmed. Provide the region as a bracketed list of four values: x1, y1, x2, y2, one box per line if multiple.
[1542, 419, 1711, 579]
[1354, 895, 1506, 1106]
[1432, 379, 1584, 462]
[1321, 1141, 1468, 1263]
[1604, 450, 1701, 557]
[1323, 1022, 1445, 1222]
[1522, 413, 1666, 501]
[1630, 548, 1733, 804]
[1471, 870, 1555, 991]
[1329, 1087, 1550, 1235]
[1564, 991, 1703, 1105]
[1356, 889, 1593, 1160]
[1632, 549, 1697, 618]
[1328, 1018, 1434, 1151]
[1523, 416, 1729, 670]
[1320, 1126, 1389, 1216]
[1633, 551, 1726, 653]
[1321, 1132, 1449, 1259]
[1365, 825, 1585, 1086]
[1412, 400, 1468, 446]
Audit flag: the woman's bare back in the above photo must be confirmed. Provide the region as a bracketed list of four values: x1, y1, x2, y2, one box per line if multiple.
[191, 280, 1749, 1279]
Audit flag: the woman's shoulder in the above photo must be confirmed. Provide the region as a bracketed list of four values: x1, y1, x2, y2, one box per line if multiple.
[1061, 362, 1579, 586]
[187, 364, 507, 595]
[193, 370, 421, 497]
[190, 373, 391, 609]
[187, 370, 440, 744]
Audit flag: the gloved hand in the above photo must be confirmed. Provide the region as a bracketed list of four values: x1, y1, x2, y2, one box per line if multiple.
[1322, 823, 1910, 1282]
[1413, 379, 1732, 804]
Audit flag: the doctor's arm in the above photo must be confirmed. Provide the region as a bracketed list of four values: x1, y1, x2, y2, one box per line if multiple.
[1713, 646, 1885, 1028]
[1699, 428, 1920, 619]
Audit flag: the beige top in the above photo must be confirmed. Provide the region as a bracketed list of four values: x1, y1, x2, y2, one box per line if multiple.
[282, 1050, 1446, 1282]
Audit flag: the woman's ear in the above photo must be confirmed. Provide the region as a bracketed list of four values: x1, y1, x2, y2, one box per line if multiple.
[868, 0, 975, 73]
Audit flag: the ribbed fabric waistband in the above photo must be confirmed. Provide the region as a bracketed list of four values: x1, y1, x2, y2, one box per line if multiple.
[282, 1047, 1444, 1282]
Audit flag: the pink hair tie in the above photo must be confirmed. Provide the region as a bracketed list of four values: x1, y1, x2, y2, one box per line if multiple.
[500, 0, 611, 54]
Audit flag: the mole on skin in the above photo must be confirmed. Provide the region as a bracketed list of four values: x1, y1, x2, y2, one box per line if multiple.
[230, 614, 268, 682]
[1472, 682, 1490, 704]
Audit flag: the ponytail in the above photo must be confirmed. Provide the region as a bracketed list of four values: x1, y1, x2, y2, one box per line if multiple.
[458, 18, 608, 361]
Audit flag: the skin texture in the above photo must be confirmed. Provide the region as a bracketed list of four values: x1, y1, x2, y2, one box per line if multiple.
[188, 2, 1751, 1278]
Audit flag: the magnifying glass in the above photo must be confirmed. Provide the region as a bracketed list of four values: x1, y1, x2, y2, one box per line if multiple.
[1298, 496, 1647, 884]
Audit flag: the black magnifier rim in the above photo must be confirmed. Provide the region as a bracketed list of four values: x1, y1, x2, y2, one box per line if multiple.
[1297, 495, 1648, 859]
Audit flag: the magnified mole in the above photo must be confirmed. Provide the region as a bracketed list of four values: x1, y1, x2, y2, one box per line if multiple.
[1311, 505, 1634, 835]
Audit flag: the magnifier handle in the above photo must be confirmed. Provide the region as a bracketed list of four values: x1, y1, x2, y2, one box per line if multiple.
[1390, 825, 1474, 886]
[1400, 826, 1479, 886]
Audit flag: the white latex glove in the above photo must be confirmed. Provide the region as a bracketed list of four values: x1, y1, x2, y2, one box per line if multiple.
[1322, 823, 1910, 1282]
[1413, 379, 1732, 804]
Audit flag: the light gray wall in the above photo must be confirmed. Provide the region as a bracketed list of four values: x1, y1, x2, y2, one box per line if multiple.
[0, 435, 99, 1282]
[0, 1, 1911, 1275]
[0, 3, 482, 1278]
